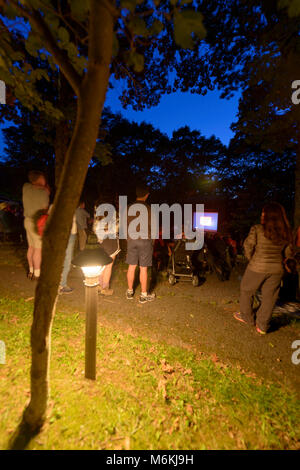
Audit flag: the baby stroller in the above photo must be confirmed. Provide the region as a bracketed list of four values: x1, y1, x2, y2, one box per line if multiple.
[167, 239, 200, 286]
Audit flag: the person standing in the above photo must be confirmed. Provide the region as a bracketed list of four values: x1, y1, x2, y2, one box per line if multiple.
[93, 194, 121, 296]
[22, 170, 50, 280]
[126, 184, 156, 304]
[59, 214, 77, 294]
[234, 202, 293, 334]
[75, 201, 90, 251]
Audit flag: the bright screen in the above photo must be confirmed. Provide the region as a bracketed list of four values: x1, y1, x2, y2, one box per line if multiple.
[193, 212, 218, 232]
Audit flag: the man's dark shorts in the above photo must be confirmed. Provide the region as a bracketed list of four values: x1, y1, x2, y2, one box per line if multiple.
[126, 239, 153, 267]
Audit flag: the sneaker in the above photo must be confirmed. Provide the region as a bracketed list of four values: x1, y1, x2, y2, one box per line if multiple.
[256, 326, 267, 335]
[59, 286, 74, 294]
[139, 292, 156, 304]
[233, 312, 247, 324]
[99, 288, 113, 296]
[126, 289, 134, 300]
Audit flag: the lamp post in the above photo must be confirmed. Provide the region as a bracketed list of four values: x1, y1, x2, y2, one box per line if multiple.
[72, 247, 112, 380]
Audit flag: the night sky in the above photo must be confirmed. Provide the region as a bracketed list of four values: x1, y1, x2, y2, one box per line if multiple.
[105, 87, 241, 146]
[0, 87, 240, 159]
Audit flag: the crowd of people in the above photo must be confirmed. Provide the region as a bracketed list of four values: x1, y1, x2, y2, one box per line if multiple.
[20, 170, 299, 330]
[21, 173, 157, 302]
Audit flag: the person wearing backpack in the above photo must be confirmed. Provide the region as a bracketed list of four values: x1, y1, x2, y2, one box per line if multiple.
[22, 170, 50, 280]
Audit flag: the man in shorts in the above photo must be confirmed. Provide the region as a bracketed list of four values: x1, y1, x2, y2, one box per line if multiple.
[126, 185, 156, 304]
[22, 170, 50, 280]
[75, 201, 90, 250]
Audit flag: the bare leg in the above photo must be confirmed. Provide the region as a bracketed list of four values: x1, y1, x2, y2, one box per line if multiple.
[140, 266, 148, 293]
[27, 246, 34, 271]
[102, 257, 115, 289]
[127, 265, 137, 290]
[32, 248, 42, 271]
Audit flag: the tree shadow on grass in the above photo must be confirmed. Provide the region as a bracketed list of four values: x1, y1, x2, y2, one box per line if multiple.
[7, 417, 42, 450]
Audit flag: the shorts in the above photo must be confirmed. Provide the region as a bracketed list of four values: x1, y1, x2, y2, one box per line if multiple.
[24, 217, 42, 249]
[126, 239, 153, 267]
[100, 238, 121, 258]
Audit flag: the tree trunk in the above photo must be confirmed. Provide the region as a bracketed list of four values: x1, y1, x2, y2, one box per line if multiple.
[54, 120, 69, 189]
[55, 70, 74, 188]
[22, 0, 114, 431]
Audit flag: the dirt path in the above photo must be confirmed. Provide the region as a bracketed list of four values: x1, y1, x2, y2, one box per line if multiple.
[0, 244, 299, 396]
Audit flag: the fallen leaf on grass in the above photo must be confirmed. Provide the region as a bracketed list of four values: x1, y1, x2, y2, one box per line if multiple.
[183, 368, 192, 376]
[245, 372, 257, 379]
[158, 378, 167, 400]
[168, 417, 180, 435]
[211, 353, 219, 363]
[160, 359, 174, 374]
[35, 439, 45, 446]
[24, 297, 34, 302]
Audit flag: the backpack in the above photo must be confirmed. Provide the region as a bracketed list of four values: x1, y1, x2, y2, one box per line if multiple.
[34, 209, 49, 236]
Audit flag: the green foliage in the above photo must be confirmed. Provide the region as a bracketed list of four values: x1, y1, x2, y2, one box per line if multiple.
[57, 26, 70, 44]
[25, 32, 44, 58]
[124, 50, 145, 73]
[278, 0, 300, 17]
[149, 19, 164, 35]
[128, 16, 149, 36]
[67, 0, 89, 22]
[93, 142, 113, 166]
[2, 2, 18, 19]
[121, 0, 137, 13]
[174, 10, 206, 49]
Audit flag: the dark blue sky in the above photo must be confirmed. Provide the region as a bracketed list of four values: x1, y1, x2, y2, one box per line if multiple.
[0, 87, 240, 158]
[105, 87, 241, 146]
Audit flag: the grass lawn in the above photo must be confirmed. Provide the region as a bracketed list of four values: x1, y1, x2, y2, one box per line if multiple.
[0, 296, 299, 450]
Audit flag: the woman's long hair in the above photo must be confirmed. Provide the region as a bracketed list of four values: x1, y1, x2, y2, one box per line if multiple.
[262, 202, 292, 245]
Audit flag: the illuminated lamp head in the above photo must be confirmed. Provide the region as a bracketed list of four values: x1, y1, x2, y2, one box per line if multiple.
[72, 247, 112, 286]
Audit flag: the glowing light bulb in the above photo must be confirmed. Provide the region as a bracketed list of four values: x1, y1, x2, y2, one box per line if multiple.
[81, 265, 104, 278]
